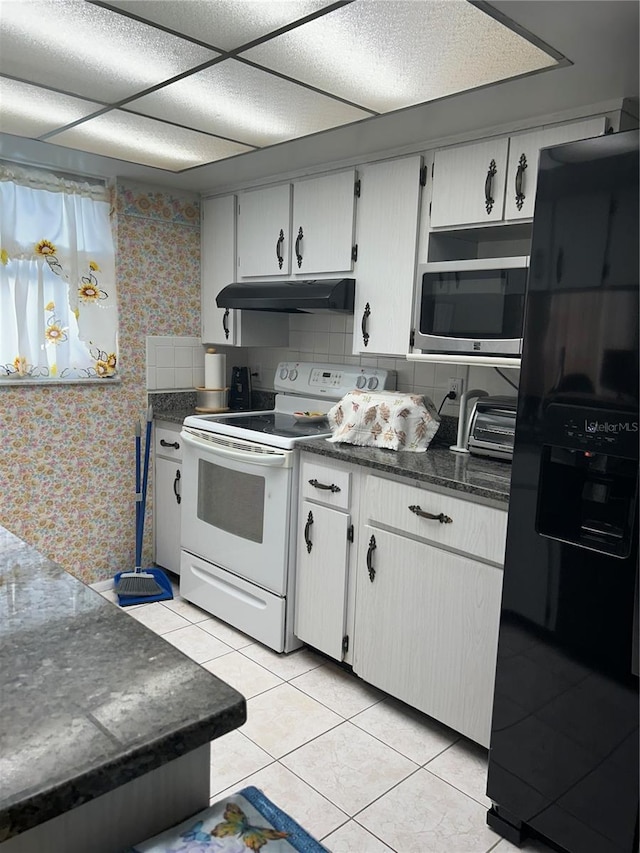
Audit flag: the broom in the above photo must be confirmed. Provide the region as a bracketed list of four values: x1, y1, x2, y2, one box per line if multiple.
[115, 406, 164, 597]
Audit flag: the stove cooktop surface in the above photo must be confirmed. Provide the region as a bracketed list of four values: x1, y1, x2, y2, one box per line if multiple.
[205, 412, 329, 440]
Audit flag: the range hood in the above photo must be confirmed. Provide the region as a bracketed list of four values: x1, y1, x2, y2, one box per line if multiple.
[216, 278, 355, 314]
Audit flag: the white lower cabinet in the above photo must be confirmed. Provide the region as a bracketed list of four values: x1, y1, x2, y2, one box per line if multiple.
[295, 457, 356, 661]
[294, 500, 350, 660]
[353, 525, 502, 747]
[294, 456, 506, 747]
[153, 422, 183, 575]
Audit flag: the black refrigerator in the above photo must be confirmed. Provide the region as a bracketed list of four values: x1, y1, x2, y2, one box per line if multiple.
[486, 130, 639, 853]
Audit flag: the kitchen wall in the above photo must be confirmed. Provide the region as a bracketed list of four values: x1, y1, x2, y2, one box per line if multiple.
[246, 314, 519, 414]
[0, 181, 200, 584]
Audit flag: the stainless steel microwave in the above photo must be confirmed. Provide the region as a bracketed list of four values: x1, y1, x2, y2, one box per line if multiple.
[413, 256, 529, 357]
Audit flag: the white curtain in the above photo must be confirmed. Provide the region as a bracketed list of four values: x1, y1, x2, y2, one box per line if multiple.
[0, 163, 118, 381]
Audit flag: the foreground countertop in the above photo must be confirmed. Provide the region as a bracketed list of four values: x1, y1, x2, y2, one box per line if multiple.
[0, 525, 246, 842]
[297, 437, 512, 505]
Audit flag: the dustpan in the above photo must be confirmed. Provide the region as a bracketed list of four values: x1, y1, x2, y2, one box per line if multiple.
[115, 568, 173, 606]
[115, 406, 173, 605]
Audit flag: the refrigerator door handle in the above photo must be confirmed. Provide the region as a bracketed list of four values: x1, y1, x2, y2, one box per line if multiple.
[633, 559, 639, 677]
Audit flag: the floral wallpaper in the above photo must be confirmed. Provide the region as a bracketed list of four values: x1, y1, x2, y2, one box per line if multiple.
[0, 181, 200, 583]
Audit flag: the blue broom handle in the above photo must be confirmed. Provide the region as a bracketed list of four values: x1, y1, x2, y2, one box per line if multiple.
[135, 419, 142, 569]
[138, 405, 153, 565]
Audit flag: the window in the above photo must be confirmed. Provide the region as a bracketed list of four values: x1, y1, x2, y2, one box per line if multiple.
[0, 163, 118, 382]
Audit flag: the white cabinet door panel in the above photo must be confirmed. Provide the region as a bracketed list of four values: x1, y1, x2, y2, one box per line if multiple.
[504, 117, 607, 220]
[292, 170, 356, 275]
[352, 155, 422, 355]
[365, 474, 507, 565]
[154, 457, 182, 575]
[295, 501, 350, 660]
[353, 526, 503, 746]
[431, 137, 509, 228]
[201, 195, 237, 346]
[237, 183, 291, 277]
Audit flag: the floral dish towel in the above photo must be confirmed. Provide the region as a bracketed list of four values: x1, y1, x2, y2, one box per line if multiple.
[326, 390, 440, 452]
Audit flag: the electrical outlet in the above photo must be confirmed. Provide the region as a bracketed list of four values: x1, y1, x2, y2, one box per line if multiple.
[448, 377, 462, 400]
[250, 364, 261, 384]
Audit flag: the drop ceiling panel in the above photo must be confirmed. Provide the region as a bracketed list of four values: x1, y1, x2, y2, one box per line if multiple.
[244, 0, 558, 113]
[48, 110, 254, 172]
[106, 0, 338, 51]
[126, 59, 372, 148]
[0, 0, 219, 103]
[0, 78, 101, 139]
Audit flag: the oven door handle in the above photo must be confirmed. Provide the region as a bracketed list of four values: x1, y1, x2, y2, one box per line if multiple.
[180, 430, 291, 467]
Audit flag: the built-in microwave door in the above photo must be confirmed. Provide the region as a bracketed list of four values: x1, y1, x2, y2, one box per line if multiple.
[415, 257, 528, 356]
[180, 429, 293, 596]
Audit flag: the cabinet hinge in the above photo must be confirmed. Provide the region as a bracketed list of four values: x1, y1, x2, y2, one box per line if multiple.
[347, 524, 354, 542]
[431, 162, 434, 178]
[354, 179, 361, 198]
[409, 329, 415, 348]
[351, 244, 358, 262]
[419, 165, 427, 186]
[429, 201, 432, 217]
[342, 635, 349, 654]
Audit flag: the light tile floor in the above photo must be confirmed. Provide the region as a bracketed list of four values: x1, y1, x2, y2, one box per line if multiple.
[101, 584, 554, 853]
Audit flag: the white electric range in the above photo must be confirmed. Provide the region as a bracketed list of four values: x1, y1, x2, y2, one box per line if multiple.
[179, 361, 395, 652]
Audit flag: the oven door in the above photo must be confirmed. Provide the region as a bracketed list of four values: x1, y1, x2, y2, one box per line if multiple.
[180, 427, 293, 595]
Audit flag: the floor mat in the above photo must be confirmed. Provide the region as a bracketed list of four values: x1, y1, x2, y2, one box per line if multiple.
[128, 785, 330, 852]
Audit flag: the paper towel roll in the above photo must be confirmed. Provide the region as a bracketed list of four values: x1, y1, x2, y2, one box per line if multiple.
[204, 348, 226, 389]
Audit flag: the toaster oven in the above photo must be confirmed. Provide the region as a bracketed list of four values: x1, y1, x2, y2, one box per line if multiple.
[467, 396, 518, 460]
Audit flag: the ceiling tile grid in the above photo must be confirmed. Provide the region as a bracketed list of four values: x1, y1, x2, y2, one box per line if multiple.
[0, 0, 560, 173]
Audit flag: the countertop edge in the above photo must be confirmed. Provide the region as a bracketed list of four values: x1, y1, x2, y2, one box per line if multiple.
[0, 525, 247, 841]
[296, 438, 511, 505]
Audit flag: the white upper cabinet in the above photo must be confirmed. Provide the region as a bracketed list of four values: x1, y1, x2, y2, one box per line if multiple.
[237, 183, 292, 277]
[201, 194, 237, 345]
[201, 194, 288, 347]
[352, 154, 424, 355]
[430, 117, 608, 229]
[503, 117, 607, 220]
[430, 136, 509, 228]
[291, 169, 357, 275]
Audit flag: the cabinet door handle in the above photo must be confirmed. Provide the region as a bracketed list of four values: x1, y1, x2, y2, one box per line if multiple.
[366, 534, 376, 582]
[514, 152, 527, 211]
[160, 439, 180, 450]
[409, 504, 453, 524]
[304, 510, 313, 553]
[276, 229, 284, 270]
[173, 469, 182, 505]
[308, 478, 341, 493]
[222, 308, 230, 340]
[484, 158, 497, 214]
[361, 302, 371, 347]
[295, 226, 303, 268]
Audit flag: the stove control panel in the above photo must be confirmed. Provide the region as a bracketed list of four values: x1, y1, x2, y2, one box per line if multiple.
[274, 362, 396, 398]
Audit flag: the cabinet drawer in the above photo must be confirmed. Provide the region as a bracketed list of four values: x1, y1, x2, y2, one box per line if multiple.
[155, 425, 183, 461]
[364, 475, 507, 565]
[301, 460, 351, 510]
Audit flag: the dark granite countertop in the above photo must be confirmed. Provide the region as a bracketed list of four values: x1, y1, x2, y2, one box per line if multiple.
[296, 436, 512, 505]
[0, 525, 246, 842]
[154, 407, 197, 425]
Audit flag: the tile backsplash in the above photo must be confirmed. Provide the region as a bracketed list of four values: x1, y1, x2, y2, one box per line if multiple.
[245, 314, 520, 416]
[146, 336, 205, 390]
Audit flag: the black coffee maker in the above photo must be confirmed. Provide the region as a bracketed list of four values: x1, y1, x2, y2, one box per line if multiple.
[229, 366, 252, 411]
